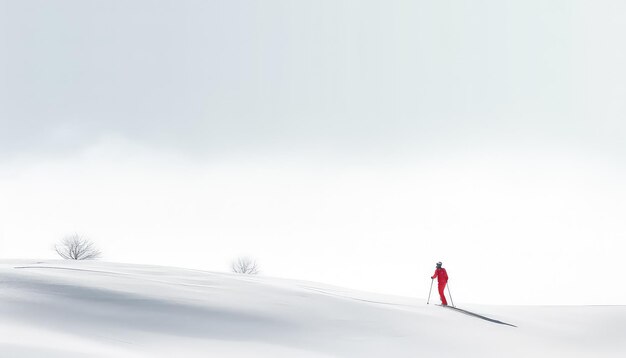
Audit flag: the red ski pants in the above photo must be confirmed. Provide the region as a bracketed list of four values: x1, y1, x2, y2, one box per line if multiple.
[438, 282, 448, 305]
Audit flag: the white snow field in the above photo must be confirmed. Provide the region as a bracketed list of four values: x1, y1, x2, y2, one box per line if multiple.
[1, 260, 624, 358]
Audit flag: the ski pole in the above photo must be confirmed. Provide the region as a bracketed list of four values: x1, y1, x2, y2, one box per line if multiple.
[427, 278, 434, 304]
[447, 282, 455, 307]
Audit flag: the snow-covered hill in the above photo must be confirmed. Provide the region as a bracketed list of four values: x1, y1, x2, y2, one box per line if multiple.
[0, 260, 623, 357]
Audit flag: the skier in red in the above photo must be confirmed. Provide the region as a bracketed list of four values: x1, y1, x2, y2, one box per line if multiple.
[431, 262, 448, 306]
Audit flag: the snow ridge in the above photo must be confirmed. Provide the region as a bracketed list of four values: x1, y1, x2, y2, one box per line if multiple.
[1, 260, 624, 358]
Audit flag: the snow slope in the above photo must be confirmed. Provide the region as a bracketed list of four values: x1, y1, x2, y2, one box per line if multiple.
[0, 260, 624, 357]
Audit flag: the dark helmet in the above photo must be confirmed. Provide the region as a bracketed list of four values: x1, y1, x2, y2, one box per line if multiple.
[436, 261, 442, 268]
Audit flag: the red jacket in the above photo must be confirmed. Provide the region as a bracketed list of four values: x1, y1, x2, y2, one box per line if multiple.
[431, 268, 448, 283]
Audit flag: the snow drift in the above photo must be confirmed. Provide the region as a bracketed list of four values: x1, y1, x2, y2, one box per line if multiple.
[0, 260, 623, 357]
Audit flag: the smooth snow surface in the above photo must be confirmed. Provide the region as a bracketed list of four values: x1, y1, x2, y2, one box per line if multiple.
[1, 260, 624, 357]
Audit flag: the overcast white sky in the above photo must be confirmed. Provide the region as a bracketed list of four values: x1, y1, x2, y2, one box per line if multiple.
[1, 0, 625, 305]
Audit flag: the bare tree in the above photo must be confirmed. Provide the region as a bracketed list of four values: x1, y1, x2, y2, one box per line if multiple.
[55, 234, 101, 260]
[231, 257, 259, 275]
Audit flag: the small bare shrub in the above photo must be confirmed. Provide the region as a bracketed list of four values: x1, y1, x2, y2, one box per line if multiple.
[231, 257, 259, 275]
[55, 234, 101, 260]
